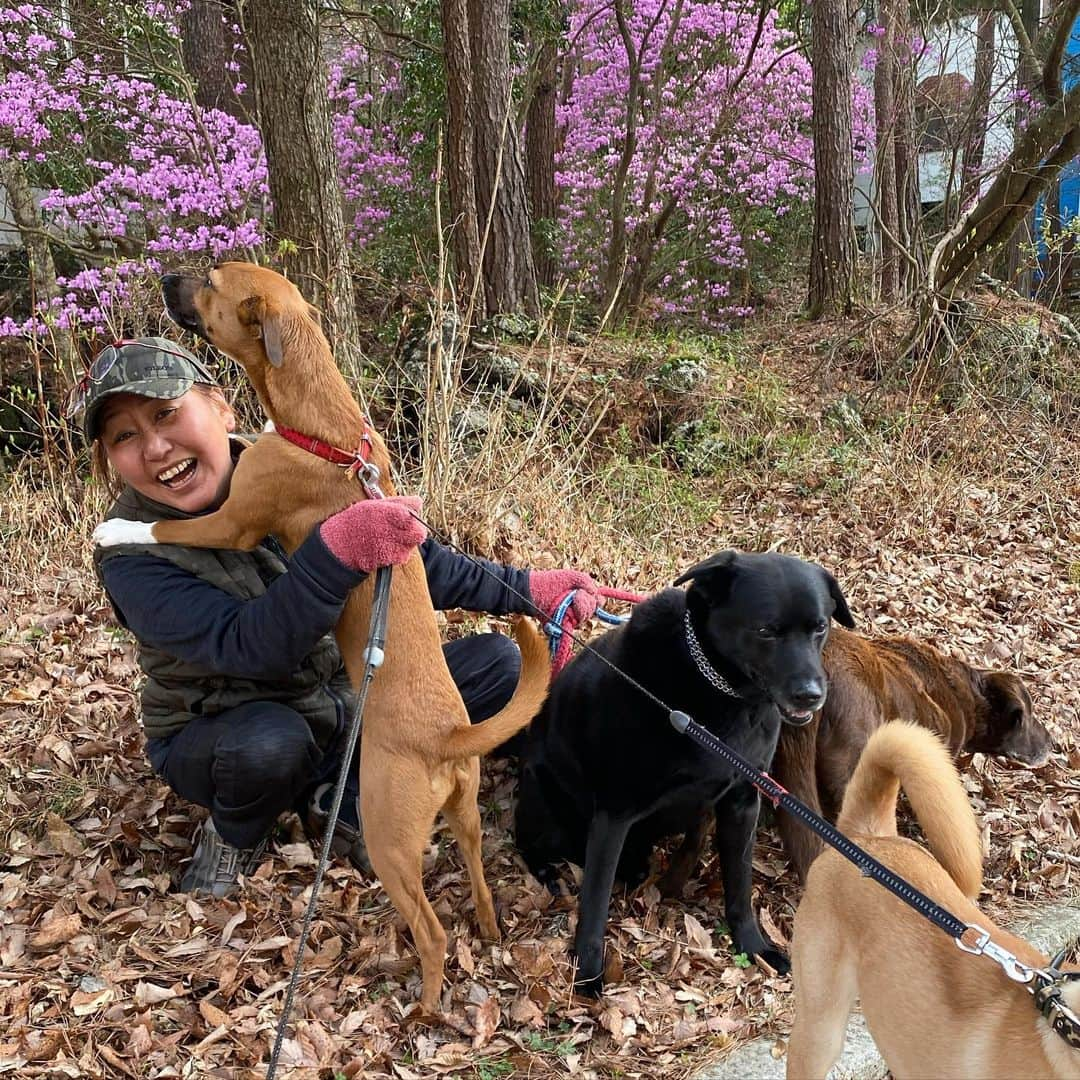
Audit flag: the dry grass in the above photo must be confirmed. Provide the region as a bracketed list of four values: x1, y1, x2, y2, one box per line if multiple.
[1, 297, 1079, 1077]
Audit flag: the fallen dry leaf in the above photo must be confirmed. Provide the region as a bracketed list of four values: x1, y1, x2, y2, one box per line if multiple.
[29, 912, 82, 950]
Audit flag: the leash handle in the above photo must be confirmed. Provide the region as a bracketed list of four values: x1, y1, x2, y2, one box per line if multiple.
[546, 586, 646, 675]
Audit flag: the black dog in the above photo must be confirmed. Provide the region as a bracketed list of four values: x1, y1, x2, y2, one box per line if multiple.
[514, 550, 855, 994]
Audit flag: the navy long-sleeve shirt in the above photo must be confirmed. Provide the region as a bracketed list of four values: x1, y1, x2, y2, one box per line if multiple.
[100, 531, 533, 681]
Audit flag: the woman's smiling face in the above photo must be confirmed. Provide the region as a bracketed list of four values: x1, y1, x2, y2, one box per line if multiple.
[99, 388, 237, 513]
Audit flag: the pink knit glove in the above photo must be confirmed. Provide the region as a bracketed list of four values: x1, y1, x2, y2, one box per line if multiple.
[528, 568, 600, 624]
[320, 496, 427, 574]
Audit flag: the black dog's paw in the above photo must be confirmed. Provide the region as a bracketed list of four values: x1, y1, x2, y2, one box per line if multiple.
[731, 929, 790, 976]
[755, 946, 790, 975]
[572, 944, 605, 996]
[534, 863, 566, 896]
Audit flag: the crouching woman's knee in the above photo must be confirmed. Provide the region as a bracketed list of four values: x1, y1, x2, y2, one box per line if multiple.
[215, 701, 324, 795]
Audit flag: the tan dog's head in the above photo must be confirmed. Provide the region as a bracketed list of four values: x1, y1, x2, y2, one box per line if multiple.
[162, 262, 325, 371]
[161, 262, 358, 436]
[968, 671, 1052, 767]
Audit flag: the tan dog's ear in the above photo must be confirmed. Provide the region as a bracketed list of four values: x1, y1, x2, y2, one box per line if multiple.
[239, 294, 265, 331]
[261, 310, 286, 368]
[238, 294, 286, 367]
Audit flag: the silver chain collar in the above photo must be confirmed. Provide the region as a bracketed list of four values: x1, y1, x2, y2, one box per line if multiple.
[683, 610, 740, 698]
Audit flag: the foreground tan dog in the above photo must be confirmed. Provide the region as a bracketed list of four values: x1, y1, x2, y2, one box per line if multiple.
[787, 721, 1080, 1079]
[774, 626, 1050, 879]
[95, 262, 549, 1013]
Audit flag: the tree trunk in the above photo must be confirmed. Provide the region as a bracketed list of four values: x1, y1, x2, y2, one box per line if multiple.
[602, 0, 643, 309]
[1008, 0, 1044, 293]
[441, 0, 483, 308]
[466, 0, 540, 316]
[526, 37, 559, 288]
[893, 5, 923, 292]
[807, 0, 857, 318]
[180, 0, 239, 116]
[960, 12, 995, 209]
[873, 0, 901, 302]
[246, 0, 362, 374]
[0, 157, 75, 375]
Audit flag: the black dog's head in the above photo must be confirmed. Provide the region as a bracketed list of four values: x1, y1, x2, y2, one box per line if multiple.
[675, 550, 855, 726]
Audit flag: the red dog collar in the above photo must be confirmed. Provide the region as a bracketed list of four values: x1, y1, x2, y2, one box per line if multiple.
[276, 420, 383, 497]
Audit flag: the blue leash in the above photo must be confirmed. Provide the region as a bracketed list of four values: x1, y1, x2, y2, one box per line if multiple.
[545, 588, 628, 662]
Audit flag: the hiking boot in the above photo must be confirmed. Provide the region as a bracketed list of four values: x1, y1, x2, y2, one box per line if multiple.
[304, 782, 371, 876]
[180, 817, 268, 898]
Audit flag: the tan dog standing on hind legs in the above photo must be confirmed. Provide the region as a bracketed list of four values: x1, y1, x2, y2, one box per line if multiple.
[93, 262, 550, 1014]
[787, 721, 1080, 1079]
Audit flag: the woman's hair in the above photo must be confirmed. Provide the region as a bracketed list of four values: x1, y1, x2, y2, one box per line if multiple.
[91, 383, 228, 499]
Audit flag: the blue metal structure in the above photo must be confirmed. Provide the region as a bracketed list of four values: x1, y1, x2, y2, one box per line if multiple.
[1035, 15, 1080, 256]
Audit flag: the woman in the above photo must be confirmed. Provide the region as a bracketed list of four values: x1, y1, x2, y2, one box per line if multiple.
[77, 336, 598, 897]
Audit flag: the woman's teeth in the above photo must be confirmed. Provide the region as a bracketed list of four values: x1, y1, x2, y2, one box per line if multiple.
[158, 459, 196, 485]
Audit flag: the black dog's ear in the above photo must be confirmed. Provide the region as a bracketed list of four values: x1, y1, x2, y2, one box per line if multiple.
[674, 550, 738, 593]
[822, 569, 856, 628]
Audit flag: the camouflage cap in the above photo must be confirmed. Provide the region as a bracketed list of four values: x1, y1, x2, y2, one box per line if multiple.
[76, 336, 218, 442]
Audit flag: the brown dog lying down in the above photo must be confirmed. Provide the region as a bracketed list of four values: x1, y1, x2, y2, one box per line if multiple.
[94, 262, 549, 1013]
[773, 626, 1051, 880]
[787, 721, 1080, 1080]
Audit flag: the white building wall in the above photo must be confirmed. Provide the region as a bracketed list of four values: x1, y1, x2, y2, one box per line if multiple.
[853, 14, 1020, 240]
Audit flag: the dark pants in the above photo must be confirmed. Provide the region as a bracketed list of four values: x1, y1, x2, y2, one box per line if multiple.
[151, 634, 522, 848]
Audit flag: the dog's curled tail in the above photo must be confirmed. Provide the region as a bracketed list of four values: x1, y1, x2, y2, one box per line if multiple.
[441, 616, 550, 760]
[837, 721, 982, 899]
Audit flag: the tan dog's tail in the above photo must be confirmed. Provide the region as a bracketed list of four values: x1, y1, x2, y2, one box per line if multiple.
[441, 617, 550, 760]
[837, 721, 982, 899]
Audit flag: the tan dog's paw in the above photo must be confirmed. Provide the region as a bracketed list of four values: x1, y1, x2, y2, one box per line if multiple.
[93, 519, 157, 547]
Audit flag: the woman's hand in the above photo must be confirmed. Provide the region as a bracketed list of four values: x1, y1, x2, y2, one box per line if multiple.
[320, 496, 427, 574]
[528, 568, 601, 624]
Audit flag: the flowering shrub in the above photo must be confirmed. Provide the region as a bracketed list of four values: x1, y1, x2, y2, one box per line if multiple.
[0, 6, 421, 340]
[327, 44, 421, 253]
[557, 0, 871, 325]
[0, 3, 267, 337]
[556, 0, 815, 324]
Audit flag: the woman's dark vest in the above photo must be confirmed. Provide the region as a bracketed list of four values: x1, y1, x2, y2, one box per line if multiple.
[92, 473, 352, 749]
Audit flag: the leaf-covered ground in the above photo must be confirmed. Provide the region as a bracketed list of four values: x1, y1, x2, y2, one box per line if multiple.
[2, 306, 1079, 1078]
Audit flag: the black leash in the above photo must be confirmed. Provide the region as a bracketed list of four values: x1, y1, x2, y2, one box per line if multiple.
[266, 564, 393, 1079]
[402, 510, 1080, 1045]
[668, 710, 974, 943]
[671, 708, 1080, 1045]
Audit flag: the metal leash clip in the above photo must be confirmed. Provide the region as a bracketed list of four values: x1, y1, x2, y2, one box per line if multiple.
[349, 459, 383, 499]
[955, 925, 1037, 983]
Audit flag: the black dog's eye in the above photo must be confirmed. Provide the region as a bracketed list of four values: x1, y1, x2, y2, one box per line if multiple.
[757, 626, 776, 639]
[814, 620, 828, 635]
